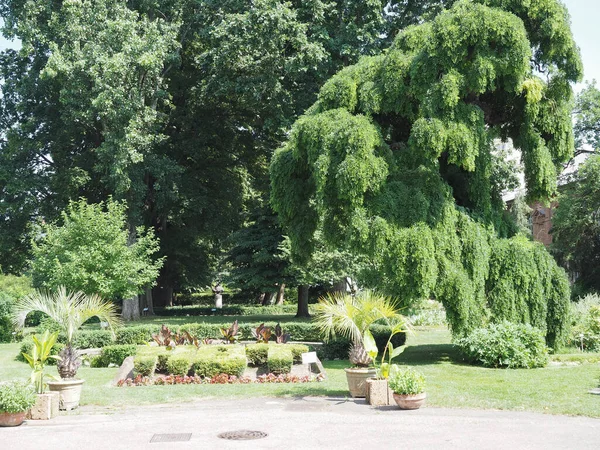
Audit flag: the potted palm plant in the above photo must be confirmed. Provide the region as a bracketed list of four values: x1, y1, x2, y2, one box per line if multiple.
[13, 287, 120, 410]
[22, 330, 61, 419]
[314, 290, 403, 398]
[0, 381, 37, 427]
[388, 365, 426, 410]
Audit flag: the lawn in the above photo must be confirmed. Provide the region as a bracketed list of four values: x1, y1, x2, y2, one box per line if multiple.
[2, 325, 599, 416]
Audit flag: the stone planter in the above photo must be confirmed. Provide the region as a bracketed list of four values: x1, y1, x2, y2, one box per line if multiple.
[366, 378, 394, 406]
[392, 392, 427, 410]
[27, 392, 60, 420]
[0, 411, 27, 427]
[47, 379, 85, 411]
[345, 367, 377, 398]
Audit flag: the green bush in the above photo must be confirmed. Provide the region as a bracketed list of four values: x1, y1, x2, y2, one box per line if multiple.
[457, 321, 549, 368]
[317, 338, 350, 361]
[0, 315, 15, 343]
[115, 325, 162, 345]
[388, 366, 426, 395]
[191, 346, 247, 378]
[73, 330, 114, 349]
[288, 344, 309, 363]
[17, 336, 64, 365]
[156, 353, 171, 372]
[89, 355, 105, 368]
[100, 344, 138, 366]
[167, 355, 193, 376]
[267, 346, 293, 374]
[246, 343, 269, 366]
[0, 381, 37, 413]
[569, 294, 600, 351]
[134, 355, 158, 376]
[154, 304, 308, 317]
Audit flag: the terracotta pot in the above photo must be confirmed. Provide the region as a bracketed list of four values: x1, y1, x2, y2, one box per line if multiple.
[366, 378, 394, 406]
[47, 379, 85, 411]
[0, 411, 27, 427]
[392, 392, 427, 410]
[345, 367, 377, 398]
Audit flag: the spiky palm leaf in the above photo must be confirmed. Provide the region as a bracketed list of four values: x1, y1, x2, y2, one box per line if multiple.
[314, 290, 401, 345]
[13, 287, 121, 378]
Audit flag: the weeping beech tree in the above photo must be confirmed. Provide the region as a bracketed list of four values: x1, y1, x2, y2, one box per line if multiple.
[270, 0, 581, 348]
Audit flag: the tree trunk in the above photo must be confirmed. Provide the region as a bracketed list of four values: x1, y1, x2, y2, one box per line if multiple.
[276, 283, 286, 305]
[145, 287, 154, 316]
[256, 293, 266, 305]
[122, 295, 140, 321]
[261, 292, 274, 306]
[295, 284, 310, 318]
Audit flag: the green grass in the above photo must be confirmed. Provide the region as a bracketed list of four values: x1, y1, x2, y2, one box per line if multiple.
[2, 326, 599, 416]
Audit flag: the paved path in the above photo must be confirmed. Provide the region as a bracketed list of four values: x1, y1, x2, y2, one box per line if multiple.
[3, 396, 599, 449]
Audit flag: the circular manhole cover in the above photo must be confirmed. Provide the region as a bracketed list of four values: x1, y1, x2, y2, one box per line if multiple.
[218, 430, 268, 441]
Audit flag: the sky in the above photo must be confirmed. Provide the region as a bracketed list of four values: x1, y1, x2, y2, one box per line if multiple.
[0, 1, 598, 84]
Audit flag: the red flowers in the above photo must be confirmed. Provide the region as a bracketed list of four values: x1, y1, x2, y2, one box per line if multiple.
[117, 372, 324, 387]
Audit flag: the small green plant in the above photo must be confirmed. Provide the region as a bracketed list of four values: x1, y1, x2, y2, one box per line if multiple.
[388, 366, 426, 395]
[166, 355, 193, 376]
[99, 344, 138, 366]
[246, 343, 269, 366]
[133, 355, 158, 377]
[274, 323, 290, 344]
[251, 323, 272, 344]
[569, 294, 600, 352]
[457, 321, 549, 368]
[0, 381, 37, 413]
[267, 346, 293, 374]
[21, 330, 61, 393]
[220, 320, 239, 344]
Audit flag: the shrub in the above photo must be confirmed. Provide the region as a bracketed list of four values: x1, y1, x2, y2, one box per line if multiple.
[267, 346, 293, 374]
[0, 315, 15, 343]
[100, 344, 138, 366]
[72, 330, 114, 349]
[115, 325, 161, 345]
[134, 355, 158, 377]
[388, 366, 426, 395]
[457, 321, 549, 368]
[191, 346, 247, 378]
[246, 344, 269, 366]
[317, 338, 350, 361]
[17, 336, 64, 365]
[569, 294, 600, 351]
[89, 355, 106, 368]
[167, 355, 193, 376]
[156, 353, 171, 373]
[0, 381, 37, 413]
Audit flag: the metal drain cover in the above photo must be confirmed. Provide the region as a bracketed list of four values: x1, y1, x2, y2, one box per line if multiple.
[150, 433, 192, 443]
[218, 430, 268, 440]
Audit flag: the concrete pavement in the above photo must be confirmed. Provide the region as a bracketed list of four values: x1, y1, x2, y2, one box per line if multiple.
[2, 396, 599, 449]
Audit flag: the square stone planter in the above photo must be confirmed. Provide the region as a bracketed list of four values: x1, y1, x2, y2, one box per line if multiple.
[366, 378, 394, 406]
[27, 392, 59, 420]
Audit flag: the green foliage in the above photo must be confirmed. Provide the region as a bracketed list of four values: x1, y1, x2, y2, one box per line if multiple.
[457, 321, 550, 369]
[0, 381, 37, 413]
[21, 330, 60, 393]
[0, 275, 33, 341]
[245, 344, 269, 366]
[552, 155, 600, 295]
[574, 82, 600, 151]
[267, 346, 293, 374]
[72, 330, 114, 349]
[18, 337, 64, 366]
[133, 355, 158, 377]
[388, 366, 426, 395]
[271, 0, 578, 346]
[569, 294, 600, 352]
[191, 346, 247, 378]
[115, 325, 162, 345]
[99, 345, 138, 367]
[155, 304, 311, 317]
[30, 199, 163, 300]
[166, 355, 193, 376]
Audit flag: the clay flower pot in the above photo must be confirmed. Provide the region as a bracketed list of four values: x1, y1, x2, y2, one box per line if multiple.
[345, 367, 377, 398]
[0, 411, 27, 427]
[47, 379, 85, 410]
[392, 392, 427, 410]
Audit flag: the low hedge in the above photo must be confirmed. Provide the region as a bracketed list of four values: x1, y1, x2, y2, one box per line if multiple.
[167, 355, 193, 376]
[115, 325, 162, 345]
[99, 344, 138, 366]
[134, 355, 158, 377]
[267, 346, 293, 374]
[154, 304, 311, 317]
[73, 330, 114, 349]
[245, 343, 309, 366]
[191, 346, 247, 378]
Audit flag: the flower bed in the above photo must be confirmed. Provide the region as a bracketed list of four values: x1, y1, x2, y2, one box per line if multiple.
[117, 372, 325, 387]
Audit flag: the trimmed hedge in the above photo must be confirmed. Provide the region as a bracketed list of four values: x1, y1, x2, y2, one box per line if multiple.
[115, 325, 162, 345]
[134, 355, 158, 376]
[268, 346, 293, 374]
[154, 304, 310, 317]
[167, 355, 193, 376]
[245, 343, 309, 366]
[191, 346, 247, 378]
[73, 330, 114, 349]
[17, 336, 64, 364]
[100, 344, 138, 366]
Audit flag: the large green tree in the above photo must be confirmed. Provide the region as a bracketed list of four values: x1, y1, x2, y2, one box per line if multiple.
[0, 0, 452, 302]
[271, 0, 580, 347]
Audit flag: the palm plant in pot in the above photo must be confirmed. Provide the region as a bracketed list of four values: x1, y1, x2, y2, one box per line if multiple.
[0, 381, 37, 427]
[22, 330, 61, 419]
[314, 290, 402, 398]
[13, 287, 120, 410]
[388, 365, 426, 410]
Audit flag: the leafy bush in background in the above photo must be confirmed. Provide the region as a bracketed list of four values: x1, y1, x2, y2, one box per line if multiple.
[457, 321, 549, 368]
[569, 293, 600, 351]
